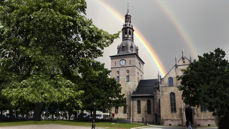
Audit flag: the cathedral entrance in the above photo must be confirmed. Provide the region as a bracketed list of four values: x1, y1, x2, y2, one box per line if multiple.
[185, 107, 193, 124]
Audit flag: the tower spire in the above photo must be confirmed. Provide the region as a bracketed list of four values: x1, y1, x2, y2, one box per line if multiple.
[127, 0, 130, 14]
[117, 8, 138, 55]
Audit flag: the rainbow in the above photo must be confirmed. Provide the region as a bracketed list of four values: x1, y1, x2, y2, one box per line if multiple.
[154, 0, 197, 58]
[96, 0, 167, 76]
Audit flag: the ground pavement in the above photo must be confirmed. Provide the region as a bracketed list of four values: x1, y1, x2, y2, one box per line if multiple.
[0, 124, 105, 129]
[132, 125, 218, 129]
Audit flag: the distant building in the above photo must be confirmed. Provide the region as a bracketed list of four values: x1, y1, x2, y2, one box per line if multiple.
[110, 11, 216, 127]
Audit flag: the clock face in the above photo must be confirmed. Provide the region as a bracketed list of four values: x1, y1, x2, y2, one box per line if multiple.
[120, 59, 126, 66]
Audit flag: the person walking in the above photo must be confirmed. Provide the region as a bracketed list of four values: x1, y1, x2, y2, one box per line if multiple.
[188, 121, 192, 129]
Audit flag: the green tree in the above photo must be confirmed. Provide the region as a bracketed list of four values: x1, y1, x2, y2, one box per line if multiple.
[0, 0, 117, 120]
[179, 48, 229, 129]
[79, 60, 125, 117]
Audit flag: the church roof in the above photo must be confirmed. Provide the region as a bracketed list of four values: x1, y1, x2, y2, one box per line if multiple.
[132, 79, 158, 97]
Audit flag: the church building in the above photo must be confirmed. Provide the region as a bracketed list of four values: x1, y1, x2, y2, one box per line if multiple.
[110, 12, 216, 127]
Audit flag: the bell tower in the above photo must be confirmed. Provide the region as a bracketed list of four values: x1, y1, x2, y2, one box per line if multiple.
[110, 11, 144, 121]
[122, 12, 134, 41]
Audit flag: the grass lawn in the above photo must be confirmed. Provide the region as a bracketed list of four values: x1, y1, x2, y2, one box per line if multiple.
[0, 120, 144, 129]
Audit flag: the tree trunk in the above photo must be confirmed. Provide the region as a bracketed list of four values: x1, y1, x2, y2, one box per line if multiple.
[15, 110, 18, 119]
[52, 113, 54, 120]
[33, 103, 43, 121]
[9, 109, 13, 121]
[92, 107, 96, 129]
[68, 112, 72, 120]
[74, 112, 77, 120]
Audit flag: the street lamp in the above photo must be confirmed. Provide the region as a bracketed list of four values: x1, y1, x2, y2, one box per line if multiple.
[91, 102, 96, 129]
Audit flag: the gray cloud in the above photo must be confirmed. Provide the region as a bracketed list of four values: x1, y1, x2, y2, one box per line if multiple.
[86, 0, 229, 78]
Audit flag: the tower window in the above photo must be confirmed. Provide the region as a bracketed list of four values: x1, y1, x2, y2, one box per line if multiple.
[130, 45, 133, 52]
[122, 46, 125, 51]
[137, 72, 139, 82]
[147, 100, 151, 114]
[129, 30, 131, 35]
[126, 75, 129, 82]
[170, 92, 176, 113]
[116, 76, 120, 82]
[124, 29, 128, 37]
[126, 70, 130, 82]
[168, 77, 173, 86]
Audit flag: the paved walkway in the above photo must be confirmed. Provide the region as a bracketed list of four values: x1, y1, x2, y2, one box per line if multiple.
[0, 124, 105, 129]
[133, 125, 218, 129]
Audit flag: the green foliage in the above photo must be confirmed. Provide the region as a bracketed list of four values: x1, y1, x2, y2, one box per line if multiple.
[178, 48, 229, 128]
[0, 0, 118, 115]
[79, 59, 125, 112]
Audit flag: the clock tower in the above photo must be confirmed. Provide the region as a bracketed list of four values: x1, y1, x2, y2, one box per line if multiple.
[110, 11, 144, 120]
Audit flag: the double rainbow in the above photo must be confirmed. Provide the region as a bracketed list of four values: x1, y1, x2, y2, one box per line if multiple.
[96, 0, 167, 76]
[154, 0, 197, 58]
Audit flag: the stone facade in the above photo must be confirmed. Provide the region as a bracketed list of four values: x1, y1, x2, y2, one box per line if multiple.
[110, 54, 144, 120]
[159, 55, 216, 127]
[131, 97, 154, 123]
[110, 12, 216, 127]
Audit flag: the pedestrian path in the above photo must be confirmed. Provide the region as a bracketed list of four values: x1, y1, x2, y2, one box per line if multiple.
[132, 125, 185, 129]
[132, 125, 217, 129]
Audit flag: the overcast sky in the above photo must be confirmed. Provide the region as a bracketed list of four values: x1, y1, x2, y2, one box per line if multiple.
[86, 0, 229, 79]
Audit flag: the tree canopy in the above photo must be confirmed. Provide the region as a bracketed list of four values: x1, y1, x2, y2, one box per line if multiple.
[179, 48, 229, 128]
[79, 59, 125, 112]
[0, 0, 119, 120]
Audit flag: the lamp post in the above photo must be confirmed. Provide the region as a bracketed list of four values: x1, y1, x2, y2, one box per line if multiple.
[91, 102, 96, 129]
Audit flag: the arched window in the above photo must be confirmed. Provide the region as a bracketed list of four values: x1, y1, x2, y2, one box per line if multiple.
[137, 100, 141, 114]
[168, 77, 173, 86]
[122, 46, 125, 51]
[126, 75, 129, 82]
[170, 92, 176, 113]
[125, 29, 127, 34]
[147, 100, 151, 114]
[126, 70, 130, 82]
[115, 106, 118, 114]
[124, 29, 127, 37]
[137, 72, 139, 82]
[116, 71, 120, 82]
[123, 106, 127, 114]
[116, 76, 120, 82]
